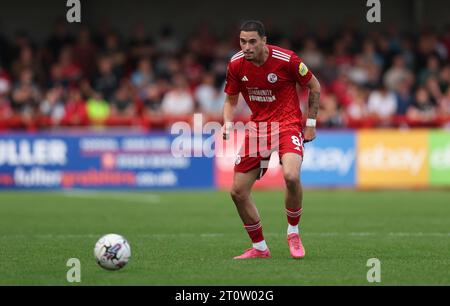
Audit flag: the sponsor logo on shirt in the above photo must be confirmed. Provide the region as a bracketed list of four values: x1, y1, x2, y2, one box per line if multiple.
[247, 88, 276, 103]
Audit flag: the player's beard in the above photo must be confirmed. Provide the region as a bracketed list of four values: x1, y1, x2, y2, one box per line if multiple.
[244, 52, 254, 60]
[244, 46, 265, 63]
[244, 49, 261, 62]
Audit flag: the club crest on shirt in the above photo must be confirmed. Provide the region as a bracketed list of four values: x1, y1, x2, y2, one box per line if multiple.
[267, 73, 278, 83]
[299, 63, 308, 76]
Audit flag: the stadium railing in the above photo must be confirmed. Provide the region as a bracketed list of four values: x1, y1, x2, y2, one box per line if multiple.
[1, 114, 450, 131]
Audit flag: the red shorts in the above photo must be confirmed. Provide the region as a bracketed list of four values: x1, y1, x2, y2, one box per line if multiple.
[234, 129, 304, 179]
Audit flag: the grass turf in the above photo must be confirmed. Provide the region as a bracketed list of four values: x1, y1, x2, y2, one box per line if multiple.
[0, 190, 449, 285]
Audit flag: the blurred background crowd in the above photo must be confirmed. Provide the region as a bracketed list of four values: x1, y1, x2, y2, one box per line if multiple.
[1, 20, 450, 130]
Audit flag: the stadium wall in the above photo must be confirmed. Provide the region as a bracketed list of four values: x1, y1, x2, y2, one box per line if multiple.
[0, 129, 449, 190]
[1, 0, 449, 41]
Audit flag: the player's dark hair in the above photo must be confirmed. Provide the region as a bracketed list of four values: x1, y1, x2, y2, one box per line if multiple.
[240, 20, 266, 37]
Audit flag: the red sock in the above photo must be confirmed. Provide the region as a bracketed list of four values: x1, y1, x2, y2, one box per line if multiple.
[286, 208, 302, 226]
[244, 221, 265, 243]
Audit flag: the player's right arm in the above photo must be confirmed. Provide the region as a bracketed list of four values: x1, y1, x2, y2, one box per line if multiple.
[222, 94, 239, 140]
[222, 60, 241, 140]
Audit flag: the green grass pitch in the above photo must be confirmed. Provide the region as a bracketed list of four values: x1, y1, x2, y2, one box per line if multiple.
[0, 190, 449, 285]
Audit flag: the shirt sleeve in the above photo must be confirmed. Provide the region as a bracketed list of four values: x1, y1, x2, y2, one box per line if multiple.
[289, 53, 313, 86]
[224, 63, 240, 95]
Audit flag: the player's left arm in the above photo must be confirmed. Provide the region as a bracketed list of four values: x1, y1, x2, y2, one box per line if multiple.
[289, 53, 321, 142]
[304, 75, 321, 142]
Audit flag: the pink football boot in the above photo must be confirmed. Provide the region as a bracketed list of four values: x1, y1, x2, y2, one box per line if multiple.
[233, 248, 271, 260]
[287, 233, 305, 259]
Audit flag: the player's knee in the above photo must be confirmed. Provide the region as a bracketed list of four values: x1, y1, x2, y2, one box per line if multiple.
[284, 172, 300, 188]
[230, 187, 250, 204]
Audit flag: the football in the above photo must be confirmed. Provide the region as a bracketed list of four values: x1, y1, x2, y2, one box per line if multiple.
[94, 234, 131, 270]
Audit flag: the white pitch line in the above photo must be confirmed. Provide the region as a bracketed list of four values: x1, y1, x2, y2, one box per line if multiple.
[387, 232, 450, 237]
[2, 232, 450, 239]
[267, 232, 450, 237]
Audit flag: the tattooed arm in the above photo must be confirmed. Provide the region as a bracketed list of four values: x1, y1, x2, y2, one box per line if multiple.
[304, 75, 321, 142]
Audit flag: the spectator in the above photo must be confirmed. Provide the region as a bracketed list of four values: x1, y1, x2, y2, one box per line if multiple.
[11, 46, 43, 84]
[0, 66, 11, 90]
[155, 25, 180, 56]
[62, 87, 88, 125]
[102, 32, 126, 77]
[365, 63, 382, 89]
[425, 76, 443, 103]
[110, 81, 136, 118]
[93, 56, 119, 101]
[360, 39, 384, 69]
[395, 78, 414, 115]
[0, 75, 13, 120]
[439, 64, 450, 92]
[86, 93, 110, 124]
[320, 54, 339, 84]
[318, 94, 344, 128]
[430, 32, 448, 61]
[40, 86, 65, 124]
[131, 57, 154, 92]
[407, 87, 437, 122]
[155, 55, 182, 79]
[384, 55, 413, 91]
[11, 71, 40, 123]
[346, 88, 369, 121]
[209, 41, 231, 85]
[399, 37, 416, 70]
[58, 46, 82, 86]
[182, 53, 203, 86]
[300, 38, 325, 73]
[161, 75, 194, 116]
[386, 24, 402, 53]
[418, 55, 441, 84]
[376, 36, 394, 71]
[0, 94, 12, 121]
[142, 84, 163, 117]
[367, 84, 397, 122]
[330, 72, 352, 107]
[10, 31, 34, 62]
[195, 73, 222, 115]
[347, 55, 370, 86]
[439, 87, 450, 115]
[332, 40, 353, 68]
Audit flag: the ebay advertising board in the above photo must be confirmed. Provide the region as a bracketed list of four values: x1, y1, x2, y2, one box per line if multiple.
[429, 130, 450, 186]
[356, 130, 429, 188]
[302, 131, 356, 187]
[215, 130, 356, 189]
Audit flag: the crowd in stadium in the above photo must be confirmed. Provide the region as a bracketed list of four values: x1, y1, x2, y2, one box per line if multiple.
[0, 21, 450, 130]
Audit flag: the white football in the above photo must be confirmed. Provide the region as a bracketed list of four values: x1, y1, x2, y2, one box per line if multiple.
[94, 234, 131, 270]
